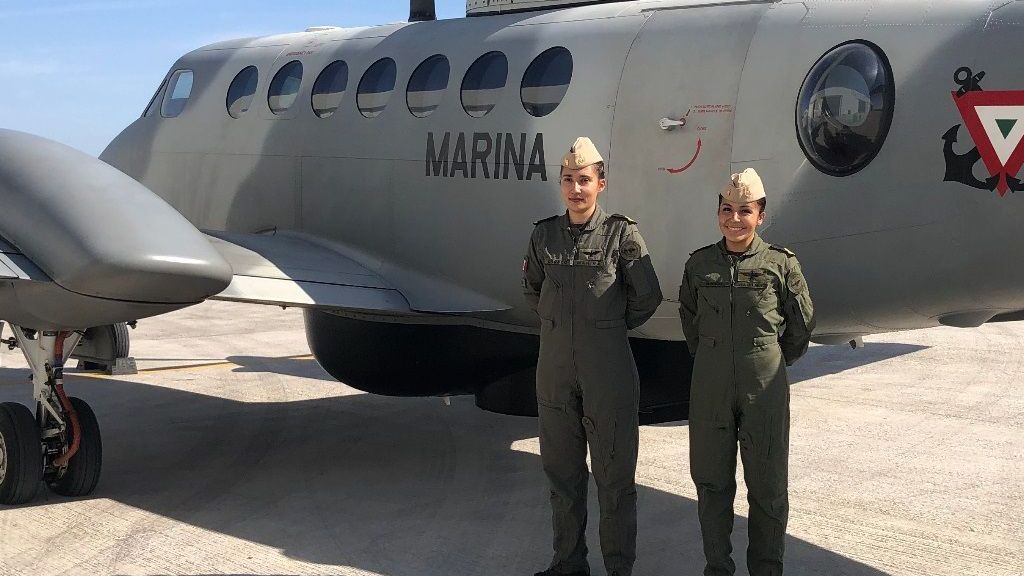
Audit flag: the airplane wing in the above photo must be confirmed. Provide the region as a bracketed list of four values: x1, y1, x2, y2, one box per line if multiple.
[0, 237, 45, 282]
[204, 231, 411, 313]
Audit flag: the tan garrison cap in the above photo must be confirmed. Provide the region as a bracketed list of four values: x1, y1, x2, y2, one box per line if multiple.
[721, 168, 766, 203]
[561, 137, 604, 170]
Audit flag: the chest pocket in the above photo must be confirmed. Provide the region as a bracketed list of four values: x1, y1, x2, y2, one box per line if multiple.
[538, 253, 571, 320]
[736, 269, 780, 320]
[696, 280, 728, 319]
[586, 250, 626, 321]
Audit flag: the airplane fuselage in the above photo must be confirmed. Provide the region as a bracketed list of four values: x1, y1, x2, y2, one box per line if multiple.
[98, 0, 1024, 405]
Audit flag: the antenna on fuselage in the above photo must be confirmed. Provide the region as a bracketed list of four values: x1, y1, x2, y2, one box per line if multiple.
[410, 0, 436, 21]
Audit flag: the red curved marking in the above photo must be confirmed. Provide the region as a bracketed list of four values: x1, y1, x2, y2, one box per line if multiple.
[664, 138, 702, 174]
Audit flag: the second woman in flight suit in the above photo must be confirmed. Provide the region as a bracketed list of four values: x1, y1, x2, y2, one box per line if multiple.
[678, 169, 815, 576]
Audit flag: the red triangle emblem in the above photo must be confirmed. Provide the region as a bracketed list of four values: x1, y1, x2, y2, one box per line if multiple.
[952, 90, 1024, 196]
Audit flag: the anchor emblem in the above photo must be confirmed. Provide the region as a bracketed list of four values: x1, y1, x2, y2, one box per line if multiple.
[941, 67, 1024, 195]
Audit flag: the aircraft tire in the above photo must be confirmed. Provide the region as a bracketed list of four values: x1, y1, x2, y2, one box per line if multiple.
[76, 322, 130, 371]
[0, 402, 43, 505]
[112, 322, 130, 359]
[49, 397, 102, 498]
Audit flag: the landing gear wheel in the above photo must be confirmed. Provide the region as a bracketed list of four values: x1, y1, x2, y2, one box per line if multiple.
[48, 397, 102, 497]
[0, 402, 43, 505]
[77, 322, 130, 371]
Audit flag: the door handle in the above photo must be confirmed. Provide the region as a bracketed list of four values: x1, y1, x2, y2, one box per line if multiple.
[659, 117, 687, 131]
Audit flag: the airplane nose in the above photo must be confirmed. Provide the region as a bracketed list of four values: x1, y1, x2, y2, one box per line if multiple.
[0, 129, 232, 304]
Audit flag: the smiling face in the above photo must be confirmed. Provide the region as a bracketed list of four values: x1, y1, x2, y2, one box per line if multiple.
[718, 197, 765, 251]
[560, 164, 606, 223]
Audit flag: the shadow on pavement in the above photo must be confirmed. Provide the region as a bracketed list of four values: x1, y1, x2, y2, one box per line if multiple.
[789, 342, 928, 384]
[227, 354, 333, 381]
[2, 357, 893, 576]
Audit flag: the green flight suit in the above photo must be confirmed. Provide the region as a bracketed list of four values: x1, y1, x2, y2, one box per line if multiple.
[677, 234, 814, 576]
[523, 205, 663, 576]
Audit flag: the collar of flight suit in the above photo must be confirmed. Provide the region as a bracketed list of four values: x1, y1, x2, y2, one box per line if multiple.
[716, 233, 768, 259]
[559, 204, 608, 234]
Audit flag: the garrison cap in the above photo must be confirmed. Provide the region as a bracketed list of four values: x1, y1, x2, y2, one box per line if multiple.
[721, 168, 765, 203]
[561, 137, 604, 170]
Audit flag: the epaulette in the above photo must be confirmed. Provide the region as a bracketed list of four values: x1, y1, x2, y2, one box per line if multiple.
[689, 243, 717, 256]
[533, 215, 559, 226]
[768, 245, 796, 257]
[609, 213, 637, 224]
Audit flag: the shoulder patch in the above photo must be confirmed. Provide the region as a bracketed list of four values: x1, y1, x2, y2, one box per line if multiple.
[787, 269, 807, 294]
[609, 213, 637, 225]
[619, 240, 642, 261]
[689, 243, 717, 256]
[533, 215, 559, 226]
[769, 245, 796, 257]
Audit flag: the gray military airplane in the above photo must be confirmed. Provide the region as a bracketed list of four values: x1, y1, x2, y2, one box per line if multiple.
[2, 0, 1023, 504]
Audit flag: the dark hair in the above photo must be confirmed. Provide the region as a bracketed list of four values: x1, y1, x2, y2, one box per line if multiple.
[718, 194, 766, 213]
[560, 161, 606, 180]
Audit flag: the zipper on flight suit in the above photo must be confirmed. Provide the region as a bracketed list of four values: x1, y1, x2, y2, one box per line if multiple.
[730, 255, 739, 403]
[569, 226, 581, 381]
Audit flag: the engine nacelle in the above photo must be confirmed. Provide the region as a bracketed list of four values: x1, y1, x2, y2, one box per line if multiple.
[0, 129, 231, 329]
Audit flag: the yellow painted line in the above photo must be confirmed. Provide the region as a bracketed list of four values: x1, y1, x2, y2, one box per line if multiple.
[70, 353, 315, 378]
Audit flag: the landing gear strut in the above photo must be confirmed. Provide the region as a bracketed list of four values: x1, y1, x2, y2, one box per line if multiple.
[0, 327, 102, 505]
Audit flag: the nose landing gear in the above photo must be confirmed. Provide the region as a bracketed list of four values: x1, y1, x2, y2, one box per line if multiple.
[0, 327, 102, 505]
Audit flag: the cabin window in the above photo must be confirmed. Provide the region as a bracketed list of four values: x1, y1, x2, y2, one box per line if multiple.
[312, 60, 349, 118]
[268, 61, 304, 115]
[461, 51, 507, 118]
[407, 55, 449, 118]
[226, 66, 259, 118]
[358, 57, 397, 118]
[797, 41, 895, 176]
[161, 69, 193, 118]
[521, 47, 573, 117]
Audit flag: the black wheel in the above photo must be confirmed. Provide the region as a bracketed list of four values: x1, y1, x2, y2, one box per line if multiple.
[112, 322, 130, 358]
[49, 397, 102, 497]
[73, 322, 130, 371]
[0, 402, 43, 505]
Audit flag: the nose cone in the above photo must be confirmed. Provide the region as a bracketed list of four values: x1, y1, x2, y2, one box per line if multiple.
[0, 129, 231, 304]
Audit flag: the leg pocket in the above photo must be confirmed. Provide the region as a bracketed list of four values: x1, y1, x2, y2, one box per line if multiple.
[586, 408, 639, 488]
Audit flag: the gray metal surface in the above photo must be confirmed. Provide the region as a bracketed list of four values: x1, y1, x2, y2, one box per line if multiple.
[93, 0, 1024, 344]
[0, 237, 19, 255]
[205, 230, 411, 311]
[0, 129, 231, 306]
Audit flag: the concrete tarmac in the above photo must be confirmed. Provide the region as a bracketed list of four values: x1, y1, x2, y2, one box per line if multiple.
[0, 301, 1020, 576]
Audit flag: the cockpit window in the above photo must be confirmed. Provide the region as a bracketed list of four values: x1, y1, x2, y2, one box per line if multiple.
[226, 66, 259, 118]
[407, 55, 449, 118]
[312, 60, 349, 118]
[521, 47, 573, 117]
[161, 69, 193, 118]
[358, 57, 397, 118]
[143, 77, 166, 118]
[269, 61, 303, 115]
[461, 51, 507, 118]
[797, 41, 895, 176]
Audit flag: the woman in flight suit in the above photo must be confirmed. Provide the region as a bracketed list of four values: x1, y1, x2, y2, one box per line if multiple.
[523, 137, 662, 576]
[678, 168, 815, 576]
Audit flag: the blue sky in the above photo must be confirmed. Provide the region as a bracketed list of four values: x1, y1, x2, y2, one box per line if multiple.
[0, 1, 466, 156]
